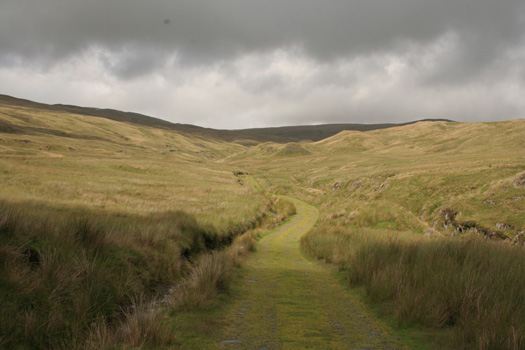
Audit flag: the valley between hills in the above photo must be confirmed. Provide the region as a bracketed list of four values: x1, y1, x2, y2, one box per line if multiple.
[0, 94, 524, 349]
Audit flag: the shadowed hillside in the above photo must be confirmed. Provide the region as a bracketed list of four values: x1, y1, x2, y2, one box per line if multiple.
[0, 94, 294, 349]
[0, 94, 451, 143]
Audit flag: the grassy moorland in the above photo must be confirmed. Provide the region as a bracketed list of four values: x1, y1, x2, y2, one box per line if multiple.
[1, 95, 524, 349]
[0, 97, 298, 349]
[229, 120, 525, 349]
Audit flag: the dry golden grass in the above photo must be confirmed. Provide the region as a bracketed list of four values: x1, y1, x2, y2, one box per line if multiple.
[173, 250, 233, 310]
[0, 101, 265, 232]
[2, 96, 524, 349]
[233, 119, 525, 349]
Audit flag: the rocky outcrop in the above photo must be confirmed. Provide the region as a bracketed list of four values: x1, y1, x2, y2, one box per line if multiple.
[440, 208, 458, 223]
[514, 173, 525, 187]
[496, 222, 515, 230]
[438, 207, 509, 240]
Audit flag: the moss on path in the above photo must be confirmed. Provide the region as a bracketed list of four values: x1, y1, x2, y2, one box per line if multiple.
[216, 197, 405, 350]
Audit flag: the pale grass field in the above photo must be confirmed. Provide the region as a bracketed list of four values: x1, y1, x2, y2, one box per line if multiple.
[0, 102, 279, 348]
[229, 119, 525, 349]
[231, 120, 525, 239]
[0, 103, 265, 231]
[1, 99, 524, 349]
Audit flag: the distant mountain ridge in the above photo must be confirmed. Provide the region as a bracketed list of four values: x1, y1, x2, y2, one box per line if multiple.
[0, 94, 453, 143]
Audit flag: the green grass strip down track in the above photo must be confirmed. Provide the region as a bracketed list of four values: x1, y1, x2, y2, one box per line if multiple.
[215, 197, 404, 350]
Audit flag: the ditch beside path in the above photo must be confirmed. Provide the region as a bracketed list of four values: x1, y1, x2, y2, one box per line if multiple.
[216, 197, 405, 350]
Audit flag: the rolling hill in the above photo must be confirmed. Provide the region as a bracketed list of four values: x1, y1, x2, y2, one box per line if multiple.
[1, 93, 524, 349]
[0, 94, 451, 143]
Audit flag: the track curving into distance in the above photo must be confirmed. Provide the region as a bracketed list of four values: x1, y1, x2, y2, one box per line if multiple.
[216, 197, 404, 350]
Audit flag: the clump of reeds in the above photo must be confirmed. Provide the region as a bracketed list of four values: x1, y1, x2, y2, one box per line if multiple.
[0, 201, 200, 349]
[172, 250, 233, 309]
[302, 224, 525, 349]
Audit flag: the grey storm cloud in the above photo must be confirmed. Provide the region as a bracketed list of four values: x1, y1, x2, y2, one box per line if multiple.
[2, 0, 524, 74]
[0, 0, 524, 128]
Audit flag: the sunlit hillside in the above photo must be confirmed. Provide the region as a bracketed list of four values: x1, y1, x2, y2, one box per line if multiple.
[232, 120, 525, 241]
[0, 95, 264, 229]
[228, 119, 525, 349]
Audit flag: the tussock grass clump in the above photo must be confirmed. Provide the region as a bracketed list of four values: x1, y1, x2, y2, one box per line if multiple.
[82, 297, 176, 349]
[173, 250, 233, 310]
[0, 194, 294, 349]
[270, 196, 297, 223]
[302, 225, 525, 349]
[350, 201, 421, 230]
[0, 201, 223, 349]
[228, 229, 263, 267]
[173, 196, 296, 310]
[115, 296, 176, 348]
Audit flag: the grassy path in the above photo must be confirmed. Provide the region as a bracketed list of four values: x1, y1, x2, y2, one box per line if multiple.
[215, 197, 404, 350]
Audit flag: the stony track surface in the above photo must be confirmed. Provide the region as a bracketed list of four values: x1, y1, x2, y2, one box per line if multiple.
[216, 197, 405, 350]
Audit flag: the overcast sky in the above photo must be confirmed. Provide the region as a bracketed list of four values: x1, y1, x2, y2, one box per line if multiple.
[1, 0, 524, 129]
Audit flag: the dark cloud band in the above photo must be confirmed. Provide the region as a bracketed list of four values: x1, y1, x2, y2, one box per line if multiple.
[0, 0, 523, 127]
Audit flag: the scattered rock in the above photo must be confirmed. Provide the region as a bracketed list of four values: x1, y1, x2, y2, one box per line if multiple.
[374, 183, 386, 192]
[460, 221, 477, 229]
[420, 204, 427, 220]
[496, 222, 515, 230]
[440, 208, 458, 222]
[512, 232, 524, 246]
[473, 227, 507, 240]
[514, 174, 525, 187]
[333, 182, 340, 191]
[451, 220, 509, 240]
[233, 170, 250, 177]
